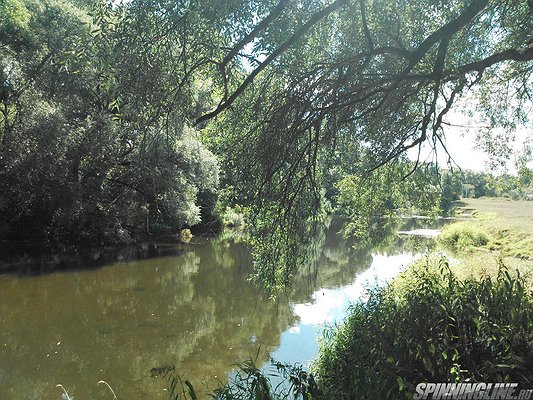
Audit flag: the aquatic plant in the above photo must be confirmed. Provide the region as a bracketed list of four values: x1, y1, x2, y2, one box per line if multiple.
[151, 356, 319, 400]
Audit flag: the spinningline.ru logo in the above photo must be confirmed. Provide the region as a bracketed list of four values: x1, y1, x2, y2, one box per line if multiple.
[413, 383, 533, 400]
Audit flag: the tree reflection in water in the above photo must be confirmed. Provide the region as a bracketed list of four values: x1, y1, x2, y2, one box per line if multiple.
[0, 218, 437, 399]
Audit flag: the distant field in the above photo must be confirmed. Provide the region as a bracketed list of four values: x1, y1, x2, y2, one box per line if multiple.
[459, 197, 533, 236]
[445, 197, 533, 283]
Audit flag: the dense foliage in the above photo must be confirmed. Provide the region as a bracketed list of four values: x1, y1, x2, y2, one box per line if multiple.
[1, 0, 532, 286]
[0, 0, 220, 244]
[313, 258, 533, 399]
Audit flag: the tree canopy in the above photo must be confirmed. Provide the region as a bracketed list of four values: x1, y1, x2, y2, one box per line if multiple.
[1, 0, 531, 289]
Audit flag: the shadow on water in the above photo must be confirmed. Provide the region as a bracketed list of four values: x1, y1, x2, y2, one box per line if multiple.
[0, 240, 191, 276]
[0, 218, 440, 399]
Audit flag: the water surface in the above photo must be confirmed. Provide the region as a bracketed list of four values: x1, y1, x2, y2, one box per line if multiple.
[0, 219, 436, 399]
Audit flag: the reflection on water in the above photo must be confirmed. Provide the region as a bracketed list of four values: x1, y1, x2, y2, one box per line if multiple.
[271, 252, 416, 368]
[0, 218, 436, 399]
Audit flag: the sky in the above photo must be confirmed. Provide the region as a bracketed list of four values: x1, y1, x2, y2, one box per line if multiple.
[407, 112, 531, 174]
[408, 128, 487, 172]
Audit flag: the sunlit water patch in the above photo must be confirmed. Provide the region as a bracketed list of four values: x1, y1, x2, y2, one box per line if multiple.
[269, 252, 417, 367]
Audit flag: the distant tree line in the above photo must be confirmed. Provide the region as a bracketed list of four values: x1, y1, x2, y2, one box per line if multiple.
[442, 169, 533, 202]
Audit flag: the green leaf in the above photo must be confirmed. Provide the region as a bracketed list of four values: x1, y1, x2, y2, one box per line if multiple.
[397, 376, 404, 391]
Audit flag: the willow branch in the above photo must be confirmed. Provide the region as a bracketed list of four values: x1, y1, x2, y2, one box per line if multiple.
[195, 0, 347, 126]
[220, 0, 288, 70]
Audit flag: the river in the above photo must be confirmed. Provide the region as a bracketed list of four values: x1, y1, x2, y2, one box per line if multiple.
[0, 218, 440, 399]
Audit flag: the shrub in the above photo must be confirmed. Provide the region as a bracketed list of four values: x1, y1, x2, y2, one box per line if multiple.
[221, 205, 246, 227]
[313, 257, 533, 399]
[439, 222, 490, 250]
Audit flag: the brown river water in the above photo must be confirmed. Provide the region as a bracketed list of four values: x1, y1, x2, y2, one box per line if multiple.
[0, 219, 438, 399]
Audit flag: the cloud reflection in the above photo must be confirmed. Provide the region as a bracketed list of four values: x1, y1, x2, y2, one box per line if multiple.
[292, 253, 416, 326]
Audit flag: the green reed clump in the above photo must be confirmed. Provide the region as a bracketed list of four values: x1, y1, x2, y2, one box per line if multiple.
[313, 257, 533, 399]
[151, 365, 198, 400]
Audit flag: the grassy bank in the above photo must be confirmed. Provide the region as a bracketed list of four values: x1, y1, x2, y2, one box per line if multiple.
[312, 198, 533, 399]
[455, 198, 533, 260]
[439, 198, 533, 284]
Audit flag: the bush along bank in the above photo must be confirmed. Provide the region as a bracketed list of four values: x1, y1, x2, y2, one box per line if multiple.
[312, 256, 533, 399]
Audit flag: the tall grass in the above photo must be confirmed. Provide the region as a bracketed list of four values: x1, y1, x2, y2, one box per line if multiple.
[439, 221, 490, 250]
[313, 257, 533, 399]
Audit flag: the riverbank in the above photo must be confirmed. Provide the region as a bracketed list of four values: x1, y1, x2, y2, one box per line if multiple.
[0, 223, 220, 275]
[440, 197, 533, 284]
[312, 197, 533, 399]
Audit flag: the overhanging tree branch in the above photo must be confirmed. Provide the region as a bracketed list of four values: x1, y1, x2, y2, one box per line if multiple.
[195, 0, 347, 126]
[445, 46, 533, 79]
[219, 0, 288, 71]
[411, 0, 489, 63]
